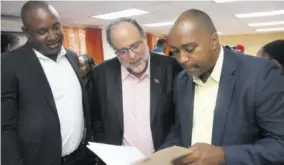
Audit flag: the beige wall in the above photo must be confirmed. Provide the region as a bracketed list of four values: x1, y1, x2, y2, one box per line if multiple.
[219, 32, 284, 55]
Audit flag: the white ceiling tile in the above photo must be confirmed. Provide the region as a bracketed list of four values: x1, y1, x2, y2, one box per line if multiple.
[1, 1, 284, 36]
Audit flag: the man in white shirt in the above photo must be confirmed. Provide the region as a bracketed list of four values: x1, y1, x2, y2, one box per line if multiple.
[1, 1, 93, 165]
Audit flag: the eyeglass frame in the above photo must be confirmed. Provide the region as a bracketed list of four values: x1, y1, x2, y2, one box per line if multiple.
[114, 39, 144, 56]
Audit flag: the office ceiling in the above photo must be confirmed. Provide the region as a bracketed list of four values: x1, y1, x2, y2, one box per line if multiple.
[1, 1, 284, 36]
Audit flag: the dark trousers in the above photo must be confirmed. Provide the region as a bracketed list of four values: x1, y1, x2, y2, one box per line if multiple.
[61, 145, 96, 165]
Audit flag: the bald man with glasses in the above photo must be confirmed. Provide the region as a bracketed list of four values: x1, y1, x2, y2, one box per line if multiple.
[90, 17, 182, 157]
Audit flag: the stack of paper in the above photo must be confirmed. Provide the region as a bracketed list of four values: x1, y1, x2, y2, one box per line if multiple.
[87, 142, 189, 165]
[87, 142, 145, 165]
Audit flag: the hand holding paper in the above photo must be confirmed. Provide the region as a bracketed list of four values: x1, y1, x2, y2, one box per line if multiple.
[172, 143, 225, 165]
[132, 146, 190, 165]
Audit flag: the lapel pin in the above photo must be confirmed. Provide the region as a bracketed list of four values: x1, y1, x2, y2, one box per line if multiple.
[154, 79, 160, 83]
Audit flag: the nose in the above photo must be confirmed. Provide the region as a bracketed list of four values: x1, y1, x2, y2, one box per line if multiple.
[47, 30, 57, 41]
[128, 49, 136, 59]
[178, 50, 189, 64]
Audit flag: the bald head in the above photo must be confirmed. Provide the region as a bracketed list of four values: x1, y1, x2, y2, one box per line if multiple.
[21, 1, 59, 27]
[106, 17, 145, 48]
[168, 9, 220, 81]
[171, 9, 216, 37]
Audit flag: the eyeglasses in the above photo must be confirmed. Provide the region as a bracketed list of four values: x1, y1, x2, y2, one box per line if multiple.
[115, 40, 143, 56]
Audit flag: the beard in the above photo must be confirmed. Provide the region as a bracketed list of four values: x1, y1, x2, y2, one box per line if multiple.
[185, 65, 201, 77]
[118, 51, 150, 74]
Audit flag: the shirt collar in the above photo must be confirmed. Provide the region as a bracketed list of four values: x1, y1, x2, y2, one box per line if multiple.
[193, 46, 224, 85]
[33, 47, 67, 61]
[210, 46, 224, 83]
[121, 58, 151, 80]
[152, 48, 163, 53]
[152, 49, 166, 55]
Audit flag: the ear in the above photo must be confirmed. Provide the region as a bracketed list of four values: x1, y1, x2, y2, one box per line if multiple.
[142, 34, 147, 43]
[211, 32, 219, 50]
[7, 44, 12, 52]
[22, 26, 30, 38]
[22, 26, 27, 34]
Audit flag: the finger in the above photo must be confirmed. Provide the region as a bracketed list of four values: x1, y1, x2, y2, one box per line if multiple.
[188, 144, 199, 153]
[173, 146, 199, 165]
[178, 151, 199, 165]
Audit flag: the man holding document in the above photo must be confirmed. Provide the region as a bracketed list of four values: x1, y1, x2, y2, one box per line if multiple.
[161, 9, 284, 165]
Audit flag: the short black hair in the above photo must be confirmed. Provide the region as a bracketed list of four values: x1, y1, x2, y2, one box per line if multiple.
[20, 1, 49, 27]
[80, 54, 95, 65]
[262, 40, 284, 67]
[224, 45, 232, 50]
[79, 54, 96, 72]
[106, 17, 145, 49]
[168, 51, 174, 57]
[156, 39, 167, 47]
[1, 33, 19, 53]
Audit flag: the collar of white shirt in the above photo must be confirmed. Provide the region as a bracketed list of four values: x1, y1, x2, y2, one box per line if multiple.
[193, 46, 224, 85]
[33, 47, 67, 61]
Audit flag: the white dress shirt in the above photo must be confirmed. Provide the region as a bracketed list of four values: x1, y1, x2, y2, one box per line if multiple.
[33, 48, 84, 156]
[191, 47, 224, 145]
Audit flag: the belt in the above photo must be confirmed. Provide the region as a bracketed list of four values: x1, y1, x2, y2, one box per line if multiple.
[61, 145, 85, 165]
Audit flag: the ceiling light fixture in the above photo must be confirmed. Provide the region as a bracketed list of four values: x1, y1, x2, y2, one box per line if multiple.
[144, 21, 174, 27]
[256, 27, 284, 32]
[92, 9, 149, 20]
[235, 9, 284, 18]
[248, 21, 284, 27]
[213, 0, 237, 3]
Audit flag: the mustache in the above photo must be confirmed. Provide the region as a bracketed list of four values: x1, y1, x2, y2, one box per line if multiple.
[129, 59, 140, 63]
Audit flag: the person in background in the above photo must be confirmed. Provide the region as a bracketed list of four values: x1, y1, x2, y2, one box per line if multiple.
[1, 1, 93, 165]
[79, 54, 96, 88]
[151, 38, 167, 55]
[257, 39, 284, 74]
[168, 50, 174, 57]
[162, 9, 284, 165]
[1, 32, 20, 53]
[91, 17, 182, 159]
[78, 54, 97, 140]
[234, 44, 245, 53]
[224, 45, 232, 51]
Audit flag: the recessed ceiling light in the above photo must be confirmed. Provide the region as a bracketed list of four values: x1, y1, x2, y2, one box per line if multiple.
[235, 9, 284, 18]
[248, 21, 284, 27]
[213, 0, 237, 3]
[256, 27, 284, 32]
[144, 21, 174, 27]
[92, 9, 149, 20]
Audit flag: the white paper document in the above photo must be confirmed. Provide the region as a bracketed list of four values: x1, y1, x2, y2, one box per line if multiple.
[87, 142, 189, 165]
[87, 142, 145, 165]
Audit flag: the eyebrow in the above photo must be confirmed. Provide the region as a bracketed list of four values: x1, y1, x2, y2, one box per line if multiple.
[53, 21, 61, 26]
[171, 42, 197, 49]
[118, 40, 140, 50]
